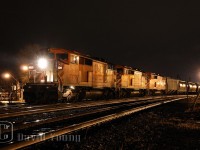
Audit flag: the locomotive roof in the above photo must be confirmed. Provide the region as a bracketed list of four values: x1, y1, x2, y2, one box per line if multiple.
[49, 48, 114, 64]
[115, 64, 142, 72]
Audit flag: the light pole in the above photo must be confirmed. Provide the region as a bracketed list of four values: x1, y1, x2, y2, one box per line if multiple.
[2, 72, 19, 102]
[20, 64, 29, 83]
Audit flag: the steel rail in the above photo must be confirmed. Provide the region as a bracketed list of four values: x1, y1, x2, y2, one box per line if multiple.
[1, 97, 185, 150]
[0, 95, 181, 119]
[0, 96, 159, 110]
[2, 98, 163, 134]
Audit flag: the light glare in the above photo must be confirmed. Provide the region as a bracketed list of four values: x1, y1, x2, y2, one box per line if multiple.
[21, 65, 28, 71]
[38, 58, 48, 69]
[3, 73, 11, 79]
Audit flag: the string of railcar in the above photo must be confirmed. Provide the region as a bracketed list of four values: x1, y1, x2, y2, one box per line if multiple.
[23, 48, 199, 104]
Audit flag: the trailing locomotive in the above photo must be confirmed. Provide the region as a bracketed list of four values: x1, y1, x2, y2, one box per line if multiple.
[23, 48, 199, 104]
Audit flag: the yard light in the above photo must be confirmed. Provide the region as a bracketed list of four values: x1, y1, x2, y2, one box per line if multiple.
[3, 73, 11, 79]
[21, 65, 29, 71]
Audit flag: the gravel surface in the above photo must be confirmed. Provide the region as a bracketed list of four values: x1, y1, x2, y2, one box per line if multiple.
[25, 99, 200, 150]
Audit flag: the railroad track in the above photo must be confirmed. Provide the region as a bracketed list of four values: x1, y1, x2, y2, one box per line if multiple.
[0, 95, 193, 150]
[0, 95, 186, 119]
[1, 97, 168, 134]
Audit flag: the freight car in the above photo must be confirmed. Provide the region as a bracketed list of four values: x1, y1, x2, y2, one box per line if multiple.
[23, 48, 199, 104]
[166, 79, 199, 94]
[166, 77, 179, 94]
[187, 82, 198, 93]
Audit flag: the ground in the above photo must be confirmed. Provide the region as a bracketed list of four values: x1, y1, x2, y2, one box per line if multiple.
[28, 99, 200, 150]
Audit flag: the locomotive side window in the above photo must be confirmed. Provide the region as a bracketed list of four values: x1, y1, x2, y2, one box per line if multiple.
[79, 57, 84, 65]
[70, 55, 79, 64]
[85, 58, 92, 66]
[48, 53, 55, 59]
[57, 53, 68, 60]
[117, 68, 123, 74]
[128, 70, 134, 74]
[79, 57, 92, 66]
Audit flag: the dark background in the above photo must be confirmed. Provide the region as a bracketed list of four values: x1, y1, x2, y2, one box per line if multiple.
[1, 0, 200, 81]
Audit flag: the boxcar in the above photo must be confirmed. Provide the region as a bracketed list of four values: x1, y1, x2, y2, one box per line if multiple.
[166, 77, 179, 94]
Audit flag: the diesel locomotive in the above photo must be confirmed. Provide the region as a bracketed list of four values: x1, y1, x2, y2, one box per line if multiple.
[23, 48, 199, 104]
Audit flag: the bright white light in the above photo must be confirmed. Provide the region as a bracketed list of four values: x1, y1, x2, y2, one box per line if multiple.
[38, 58, 48, 69]
[75, 56, 79, 61]
[28, 65, 34, 70]
[70, 86, 75, 89]
[58, 66, 63, 70]
[38, 132, 45, 136]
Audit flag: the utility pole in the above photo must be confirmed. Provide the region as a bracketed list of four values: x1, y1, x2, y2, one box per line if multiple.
[192, 85, 200, 111]
[2, 73, 19, 103]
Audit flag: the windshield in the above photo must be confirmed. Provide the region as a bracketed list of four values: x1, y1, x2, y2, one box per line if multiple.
[48, 53, 55, 59]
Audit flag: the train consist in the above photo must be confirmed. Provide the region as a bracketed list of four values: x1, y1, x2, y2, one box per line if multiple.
[23, 48, 199, 104]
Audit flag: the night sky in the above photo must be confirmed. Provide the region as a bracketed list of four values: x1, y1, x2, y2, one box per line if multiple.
[1, 1, 200, 81]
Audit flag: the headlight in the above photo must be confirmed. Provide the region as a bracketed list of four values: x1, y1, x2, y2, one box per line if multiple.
[40, 79, 45, 83]
[38, 58, 48, 69]
[28, 65, 34, 70]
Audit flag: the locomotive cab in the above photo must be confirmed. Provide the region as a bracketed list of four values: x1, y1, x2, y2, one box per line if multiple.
[23, 49, 66, 104]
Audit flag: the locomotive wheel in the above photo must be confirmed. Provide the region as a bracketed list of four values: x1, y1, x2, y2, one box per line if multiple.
[139, 90, 145, 96]
[102, 90, 109, 100]
[108, 90, 115, 99]
[75, 90, 86, 101]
